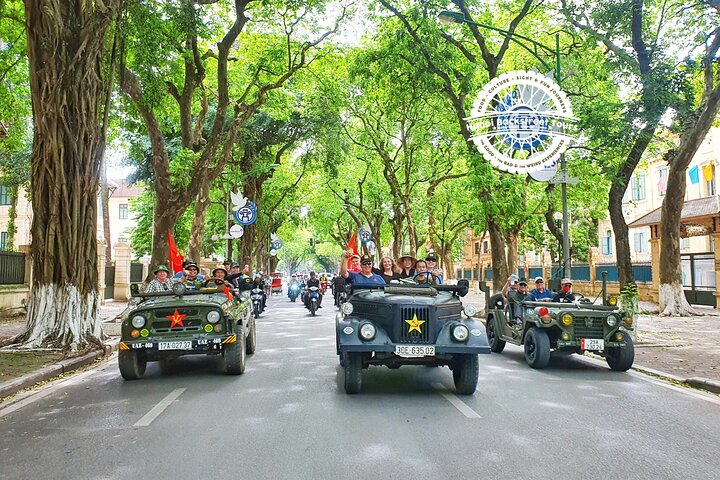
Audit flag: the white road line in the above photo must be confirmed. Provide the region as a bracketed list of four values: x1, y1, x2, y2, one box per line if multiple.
[432, 383, 481, 418]
[133, 388, 186, 427]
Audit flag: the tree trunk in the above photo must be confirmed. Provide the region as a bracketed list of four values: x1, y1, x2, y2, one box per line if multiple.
[21, 0, 120, 350]
[488, 221, 509, 292]
[150, 199, 181, 273]
[188, 176, 212, 262]
[506, 230, 518, 277]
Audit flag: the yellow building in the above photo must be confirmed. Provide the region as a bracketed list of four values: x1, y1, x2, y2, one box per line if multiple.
[0, 179, 143, 258]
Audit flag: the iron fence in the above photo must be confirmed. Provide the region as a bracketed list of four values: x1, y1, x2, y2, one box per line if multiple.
[0, 251, 25, 285]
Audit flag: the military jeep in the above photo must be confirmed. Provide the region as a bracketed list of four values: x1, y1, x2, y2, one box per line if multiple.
[485, 293, 634, 371]
[118, 283, 256, 380]
[335, 280, 490, 395]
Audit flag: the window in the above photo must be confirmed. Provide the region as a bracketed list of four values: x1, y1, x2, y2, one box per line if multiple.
[483, 241, 489, 253]
[474, 242, 480, 254]
[658, 167, 668, 196]
[631, 173, 646, 201]
[633, 232, 647, 253]
[602, 230, 613, 255]
[0, 185, 10, 205]
[119, 203, 128, 220]
[680, 238, 690, 251]
[0, 232, 7, 250]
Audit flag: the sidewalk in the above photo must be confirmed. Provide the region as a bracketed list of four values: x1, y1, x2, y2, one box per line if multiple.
[464, 290, 720, 392]
[0, 300, 129, 400]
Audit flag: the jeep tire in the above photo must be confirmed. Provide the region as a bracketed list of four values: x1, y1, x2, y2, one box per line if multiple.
[606, 334, 634, 372]
[223, 323, 246, 375]
[119, 350, 146, 380]
[452, 354, 479, 395]
[524, 327, 551, 369]
[486, 315, 506, 353]
[343, 352, 362, 394]
[246, 320, 257, 354]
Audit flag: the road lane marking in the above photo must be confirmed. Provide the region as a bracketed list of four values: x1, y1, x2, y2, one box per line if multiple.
[432, 383, 481, 418]
[134, 388, 186, 427]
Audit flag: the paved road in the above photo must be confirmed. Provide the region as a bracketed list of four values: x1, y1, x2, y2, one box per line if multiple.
[1, 294, 719, 480]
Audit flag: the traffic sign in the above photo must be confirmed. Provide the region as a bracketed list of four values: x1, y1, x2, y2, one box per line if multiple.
[229, 224, 244, 238]
[549, 171, 579, 185]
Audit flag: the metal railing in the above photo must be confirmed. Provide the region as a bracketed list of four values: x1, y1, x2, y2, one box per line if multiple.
[0, 251, 26, 285]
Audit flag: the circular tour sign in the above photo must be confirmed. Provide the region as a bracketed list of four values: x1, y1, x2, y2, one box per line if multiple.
[467, 70, 576, 174]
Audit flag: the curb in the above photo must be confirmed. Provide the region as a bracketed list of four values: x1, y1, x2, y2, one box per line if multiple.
[0, 338, 119, 400]
[686, 377, 720, 394]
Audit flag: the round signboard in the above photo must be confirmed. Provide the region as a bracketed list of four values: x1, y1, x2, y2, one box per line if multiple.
[229, 224, 244, 238]
[528, 160, 558, 182]
[233, 200, 258, 226]
[270, 248, 277, 257]
[359, 229, 372, 243]
[271, 239, 283, 250]
[467, 70, 575, 174]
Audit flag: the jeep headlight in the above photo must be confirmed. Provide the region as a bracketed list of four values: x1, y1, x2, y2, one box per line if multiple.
[606, 314, 619, 327]
[561, 313, 574, 326]
[341, 302, 354, 315]
[452, 324, 470, 342]
[131, 315, 146, 328]
[359, 323, 376, 340]
[463, 304, 477, 317]
[206, 310, 221, 324]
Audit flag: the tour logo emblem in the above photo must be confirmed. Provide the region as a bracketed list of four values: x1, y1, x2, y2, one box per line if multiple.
[467, 70, 575, 174]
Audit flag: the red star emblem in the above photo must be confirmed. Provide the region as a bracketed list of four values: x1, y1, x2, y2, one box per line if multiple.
[166, 308, 187, 328]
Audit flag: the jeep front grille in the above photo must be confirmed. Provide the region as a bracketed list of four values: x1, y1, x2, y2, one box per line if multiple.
[573, 322, 604, 339]
[151, 309, 203, 333]
[399, 306, 431, 344]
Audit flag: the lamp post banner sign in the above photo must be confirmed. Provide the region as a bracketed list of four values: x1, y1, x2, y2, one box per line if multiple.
[467, 70, 576, 174]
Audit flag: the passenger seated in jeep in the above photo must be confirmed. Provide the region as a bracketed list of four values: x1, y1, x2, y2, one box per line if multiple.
[553, 278, 577, 303]
[502, 276, 531, 327]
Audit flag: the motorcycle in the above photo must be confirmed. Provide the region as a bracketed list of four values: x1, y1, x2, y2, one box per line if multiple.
[288, 283, 300, 302]
[336, 290, 347, 308]
[306, 286, 320, 316]
[250, 287, 264, 318]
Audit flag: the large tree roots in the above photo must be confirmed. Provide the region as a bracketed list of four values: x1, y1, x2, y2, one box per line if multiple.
[659, 283, 698, 317]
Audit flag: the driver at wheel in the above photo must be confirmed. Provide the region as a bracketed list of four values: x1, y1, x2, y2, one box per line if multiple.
[341, 252, 385, 285]
[204, 267, 232, 288]
[553, 278, 576, 303]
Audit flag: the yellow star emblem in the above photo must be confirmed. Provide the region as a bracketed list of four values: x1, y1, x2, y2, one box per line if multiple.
[405, 314, 425, 334]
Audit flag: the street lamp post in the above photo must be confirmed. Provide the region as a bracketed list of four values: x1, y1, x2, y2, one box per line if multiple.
[439, 9, 572, 279]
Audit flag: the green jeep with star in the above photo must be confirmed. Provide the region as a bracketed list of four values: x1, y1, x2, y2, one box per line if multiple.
[335, 280, 490, 395]
[118, 283, 256, 379]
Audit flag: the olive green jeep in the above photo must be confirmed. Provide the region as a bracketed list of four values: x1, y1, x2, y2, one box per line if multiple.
[485, 293, 634, 371]
[118, 283, 256, 379]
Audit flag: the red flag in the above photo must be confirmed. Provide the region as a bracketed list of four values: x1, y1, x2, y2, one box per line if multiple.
[223, 287, 233, 300]
[168, 229, 184, 274]
[347, 229, 359, 269]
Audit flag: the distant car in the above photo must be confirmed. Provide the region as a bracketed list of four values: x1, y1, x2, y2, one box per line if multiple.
[485, 293, 635, 370]
[335, 280, 490, 394]
[118, 283, 256, 379]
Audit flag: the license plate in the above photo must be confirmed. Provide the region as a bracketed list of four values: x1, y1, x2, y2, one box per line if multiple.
[581, 338, 604, 351]
[395, 345, 435, 357]
[158, 341, 192, 351]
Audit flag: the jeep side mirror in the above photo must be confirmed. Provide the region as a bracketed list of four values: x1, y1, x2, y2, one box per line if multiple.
[130, 283, 140, 296]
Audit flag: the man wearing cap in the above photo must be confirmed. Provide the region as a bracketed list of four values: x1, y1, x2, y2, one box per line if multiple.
[424, 251, 443, 285]
[397, 252, 416, 279]
[341, 251, 385, 285]
[553, 278, 577, 303]
[502, 275, 531, 327]
[178, 262, 204, 289]
[144, 265, 176, 293]
[529, 277, 553, 302]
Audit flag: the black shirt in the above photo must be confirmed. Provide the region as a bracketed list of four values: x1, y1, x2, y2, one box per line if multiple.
[373, 267, 400, 284]
[307, 278, 320, 288]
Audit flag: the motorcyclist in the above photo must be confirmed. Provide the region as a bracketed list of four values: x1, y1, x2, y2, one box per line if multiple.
[288, 274, 301, 301]
[304, 271, 323, 309]
[332, 272, 347, 307]
[252, 272, 268, 311]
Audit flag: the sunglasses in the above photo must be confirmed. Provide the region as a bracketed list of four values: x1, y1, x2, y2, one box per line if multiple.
[361, 261, 372, 266]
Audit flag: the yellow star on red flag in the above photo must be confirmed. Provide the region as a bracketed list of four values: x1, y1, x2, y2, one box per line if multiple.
[405, 314, 425, 334]
[166, 308, 187, 328]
